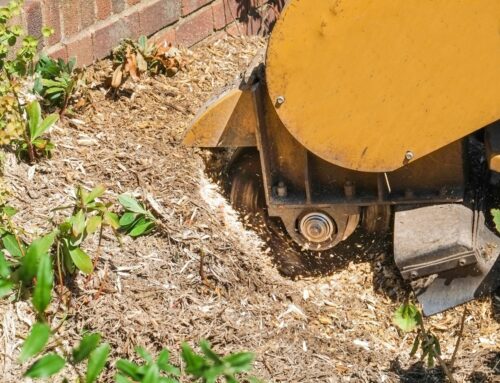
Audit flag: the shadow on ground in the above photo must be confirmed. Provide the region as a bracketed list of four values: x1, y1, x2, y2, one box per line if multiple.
[390, 352, 499, 383]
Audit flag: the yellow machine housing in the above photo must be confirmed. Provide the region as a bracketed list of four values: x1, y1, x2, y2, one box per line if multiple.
[183, 1, 500, 315]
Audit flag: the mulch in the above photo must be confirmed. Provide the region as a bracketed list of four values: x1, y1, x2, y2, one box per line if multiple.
[0, 35, 498, 383]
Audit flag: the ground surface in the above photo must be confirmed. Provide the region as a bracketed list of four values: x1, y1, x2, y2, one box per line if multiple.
[0, 36, 499, 383]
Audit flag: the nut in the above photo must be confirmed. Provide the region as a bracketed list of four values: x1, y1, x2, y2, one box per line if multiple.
[276, 96, 285, 106]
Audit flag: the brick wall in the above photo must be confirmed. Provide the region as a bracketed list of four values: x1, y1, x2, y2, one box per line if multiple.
[13, 0, 285, 67]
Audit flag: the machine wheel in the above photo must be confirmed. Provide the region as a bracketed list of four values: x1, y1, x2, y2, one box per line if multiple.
[228, 149, 265, 215]
[227, 149, 305, 277]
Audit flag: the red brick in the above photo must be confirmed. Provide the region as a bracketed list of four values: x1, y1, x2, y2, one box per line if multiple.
[45, 43, 68, 61]
[65, 32, 93, 67]
[92, 12, 140, 59]
[153, 27, 176, 46]
[181, 0, 211, 16]
[60, 0, 80, 36]
[212, 0, 237, 30]
[41, 0, 62, 45]
[112, 0, 126, 14]
[139, 0, 180, 37]
[176, 6, 213, 47]
[25, 0, 43, 38]
[79, 0, 96, 29]
[96, 0, 112, 20]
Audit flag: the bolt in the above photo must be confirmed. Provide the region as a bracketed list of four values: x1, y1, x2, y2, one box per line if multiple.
[344, 180, 355, 199]
[405, 151, 414, 161]
[458, 258, 467, 266]
[276, 181, 287, 198]
[410, 271, 418, 279]
[276, 96, 285, 106]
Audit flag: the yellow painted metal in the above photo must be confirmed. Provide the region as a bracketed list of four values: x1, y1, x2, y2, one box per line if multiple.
[182, 87, 256, 147]
[266, 0, 500, 172]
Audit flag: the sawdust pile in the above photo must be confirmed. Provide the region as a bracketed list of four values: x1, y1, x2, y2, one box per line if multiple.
[0, 36, 498, 383]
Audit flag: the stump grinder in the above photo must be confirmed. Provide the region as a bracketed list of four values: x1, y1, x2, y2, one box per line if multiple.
[183, 0, 500, 315]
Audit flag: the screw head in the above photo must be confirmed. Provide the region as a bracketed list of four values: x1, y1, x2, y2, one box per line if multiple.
[276, 96, 285, 106]
[458, 258, 467, 266]
[405, 151, 414, 161]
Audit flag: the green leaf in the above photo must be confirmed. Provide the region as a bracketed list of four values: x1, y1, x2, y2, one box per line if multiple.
[2, 205, 17, 217]
[104, 212, 120, 229]
[492, 209, 500, 233]
[41, 78, 63, 87]
[393, 303, 422, 332]
[128, 217, 155, 237]
[2, 233, 23, 258]
[116, 359, 142, 380]
[41, 26, 54, 37]
[118, 194, 149, 216]
[26, 101, 41, 141]
[85, 185, 105, 205]
[68, 246, 93, 274]
[0, 279, 13, 298]
[86, 343, 110, 383]
[223, 352, 254, 372]
[119, 212, 138, 227]
[200, 340, 222, 364]
[72, 333, 101, 363]
[409, 335, 420, 357]
[181, 343, 206, 377]
[135, 346, 153, 363]
[116, 374, 133, 383]
[72, 210, 86, 237]
[157, 350, 180, 376]
[25, 353, 65, 378]
[143, 363, 159, 383]
[0, 252, 10, 278]
[32, 253, 53, 314]
[86, 216, 102, 235]
[32, 113, 58, 141]
[19, 322, 51, 363]
[21, 231, 56, 283]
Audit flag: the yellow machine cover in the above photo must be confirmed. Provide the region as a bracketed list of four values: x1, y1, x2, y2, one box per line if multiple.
[265, 0, 500, 172]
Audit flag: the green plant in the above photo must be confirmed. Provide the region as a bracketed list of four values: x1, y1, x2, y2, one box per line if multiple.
[0, 0, 47, 144]
[34, 54, 78, 115]
[54, 185, 119, 279]
[181, 340, 260, 383]
[491, 209, 500, 233]
[116, 341, 260, 383]
[14, 99, 58, 162]
[118, 194, 156, 237]
[20, 326, 110, 382]
[394, 302, 460, 383]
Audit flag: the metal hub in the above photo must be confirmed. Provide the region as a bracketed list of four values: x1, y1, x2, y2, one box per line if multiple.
[299, 212, 336, 243]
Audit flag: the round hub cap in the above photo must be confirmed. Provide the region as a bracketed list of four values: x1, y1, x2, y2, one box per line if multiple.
[299, 212, 336, 243]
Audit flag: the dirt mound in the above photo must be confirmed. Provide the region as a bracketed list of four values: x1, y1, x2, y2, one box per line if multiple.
[0, 36, 498, 382]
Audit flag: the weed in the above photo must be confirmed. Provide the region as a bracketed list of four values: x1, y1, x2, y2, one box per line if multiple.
[394, 302, 468, 383]
[54, 185, 119, 279]
[118, 193, 156, 237]
[14, 99, 58, 162]
[111, 35, 182, 89]
[34, 55, 79, 116]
